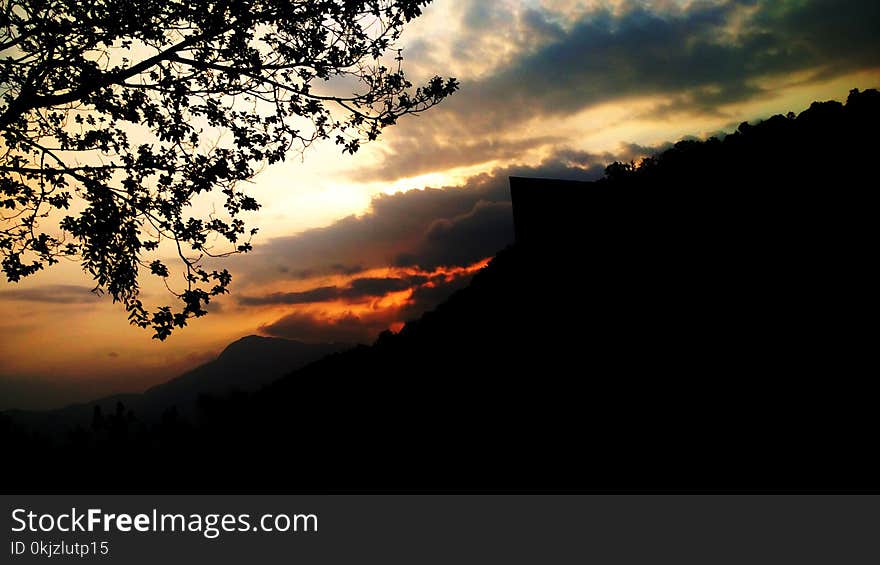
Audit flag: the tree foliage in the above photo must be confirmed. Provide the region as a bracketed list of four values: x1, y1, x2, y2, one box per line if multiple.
[0, 0, 457, 339]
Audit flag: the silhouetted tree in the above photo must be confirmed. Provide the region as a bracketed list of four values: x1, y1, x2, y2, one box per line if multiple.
[604, 160, 637, 181]
[0, 0, 457, 338]
[91, 405, 105, 432]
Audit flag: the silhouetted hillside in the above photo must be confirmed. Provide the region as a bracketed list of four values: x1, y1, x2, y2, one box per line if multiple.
[3, 89, 878, 491]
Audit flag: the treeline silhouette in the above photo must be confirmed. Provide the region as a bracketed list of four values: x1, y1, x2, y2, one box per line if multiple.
[3, 89, 877, 492]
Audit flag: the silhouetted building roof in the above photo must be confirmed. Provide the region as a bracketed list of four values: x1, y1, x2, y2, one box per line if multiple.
[509, 176, 598, 247]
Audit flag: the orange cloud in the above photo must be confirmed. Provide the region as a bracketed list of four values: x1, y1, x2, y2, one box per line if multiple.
[255, 257, 491, 343]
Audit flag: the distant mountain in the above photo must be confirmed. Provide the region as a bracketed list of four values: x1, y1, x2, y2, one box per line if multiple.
[142, 335, 349, 413]
[3, 336, 350, 433]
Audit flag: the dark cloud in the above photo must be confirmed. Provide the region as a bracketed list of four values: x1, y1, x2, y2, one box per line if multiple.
[0, 285, 101, 304]
[276, 263, 365, 280]
[236, 183, 505, 283]
[240, 286, 340, 306]
[518, 7, 566, 44]
[395, 201, 514, 269]
[332, 263, 365, 276]
[372, 0, 880, 179]
[347, 276, 426, 296]
[239, 275, 432, 306]
[460, 0, 880, 122]
[236, 178, 506, 285]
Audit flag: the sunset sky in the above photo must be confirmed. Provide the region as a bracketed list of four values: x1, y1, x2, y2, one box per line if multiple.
[2, 0, 878, 409]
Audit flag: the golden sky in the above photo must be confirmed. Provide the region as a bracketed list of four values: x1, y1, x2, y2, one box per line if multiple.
[2, 0, 878, 408]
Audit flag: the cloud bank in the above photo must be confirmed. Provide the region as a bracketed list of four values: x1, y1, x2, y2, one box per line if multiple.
[365, 0, 880, 181]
